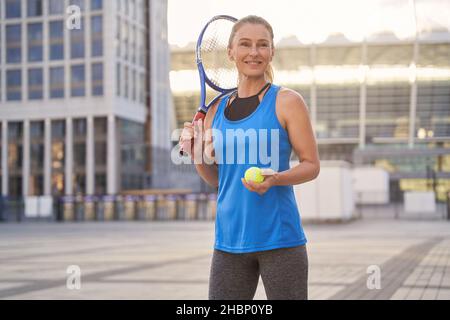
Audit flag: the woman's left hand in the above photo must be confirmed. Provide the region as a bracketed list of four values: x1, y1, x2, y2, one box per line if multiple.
[241, 169, 279, 195]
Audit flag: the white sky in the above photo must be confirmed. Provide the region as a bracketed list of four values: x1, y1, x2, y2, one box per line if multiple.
[168, 0, 450, 47]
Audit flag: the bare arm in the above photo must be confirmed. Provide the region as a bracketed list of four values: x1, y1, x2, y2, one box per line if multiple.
[271, 88, 320, 186]
[181, 101, 220, 188]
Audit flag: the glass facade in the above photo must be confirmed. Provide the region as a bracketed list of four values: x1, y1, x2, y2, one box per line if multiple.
[119, 119, 145, 190]
[94, 117, 107, 195]
[27, 0, 43, 17]
[92, 63, 103, 96]
[8, 122, 23, 197]
[49, 66, 64, 98]
[28, 68, 43, 100]
[70, 18, 85, 59]
[73, 119, 87, 195]
[48, 0, 64, 15]
[27, 22, 43, 62]
[91, 15, 103, 57]
[6, 0, 21, 19]
[6, 24, 21, 64]
[49, 21, 64, 60]
[51, 120, 65, 196]
[71, 65, 85, 97]
[6, 70, 22, 101]
[30, 121, 44, 196]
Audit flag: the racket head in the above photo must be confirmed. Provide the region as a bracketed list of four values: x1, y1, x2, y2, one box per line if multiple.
[196, 15, 238, 112]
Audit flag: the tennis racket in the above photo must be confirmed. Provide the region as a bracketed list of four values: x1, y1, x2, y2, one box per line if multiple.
[179, 15, 238, 156]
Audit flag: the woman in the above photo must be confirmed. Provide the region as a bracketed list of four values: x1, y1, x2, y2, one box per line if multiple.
[180, 15, 320, 300]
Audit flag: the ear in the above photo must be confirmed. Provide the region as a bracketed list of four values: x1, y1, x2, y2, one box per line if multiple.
[227, 47, 234, 61]
[270, 46, 275, 62]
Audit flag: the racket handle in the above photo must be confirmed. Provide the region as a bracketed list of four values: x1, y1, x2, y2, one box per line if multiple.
[179, 111, 206, 156]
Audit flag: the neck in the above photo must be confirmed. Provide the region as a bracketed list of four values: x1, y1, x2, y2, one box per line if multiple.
[237, 76, 268, 98]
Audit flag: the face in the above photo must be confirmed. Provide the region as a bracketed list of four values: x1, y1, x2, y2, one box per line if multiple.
[228, 23, 274, 79]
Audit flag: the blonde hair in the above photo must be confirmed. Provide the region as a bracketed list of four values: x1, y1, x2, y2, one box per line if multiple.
[228, 15, 274, 83]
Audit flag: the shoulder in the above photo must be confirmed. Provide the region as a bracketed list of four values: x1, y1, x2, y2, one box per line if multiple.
[277, 87, 307, 109]
[275, 87, 310, 124]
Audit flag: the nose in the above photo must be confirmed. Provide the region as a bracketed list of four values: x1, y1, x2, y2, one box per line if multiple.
[249, 45, 258, 56]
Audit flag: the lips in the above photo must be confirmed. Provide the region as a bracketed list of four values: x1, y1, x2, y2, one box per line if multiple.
[245, 61, 262, 65]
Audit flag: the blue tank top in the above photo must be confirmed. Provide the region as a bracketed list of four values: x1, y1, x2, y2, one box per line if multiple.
[211, 84, 307, 253]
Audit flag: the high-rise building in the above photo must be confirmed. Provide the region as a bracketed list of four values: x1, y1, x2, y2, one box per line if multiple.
[0, 0, 173, 198]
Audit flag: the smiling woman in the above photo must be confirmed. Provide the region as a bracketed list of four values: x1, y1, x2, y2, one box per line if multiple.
[179, 15, 320, 301]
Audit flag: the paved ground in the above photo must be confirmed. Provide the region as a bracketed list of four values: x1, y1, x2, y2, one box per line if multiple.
[1, 218, 450, 300]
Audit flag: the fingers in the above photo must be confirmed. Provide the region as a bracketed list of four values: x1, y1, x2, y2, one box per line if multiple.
[260, 168, 276, 176]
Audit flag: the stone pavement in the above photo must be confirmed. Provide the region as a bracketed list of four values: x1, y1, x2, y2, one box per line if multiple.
[0, 218, 449, 300]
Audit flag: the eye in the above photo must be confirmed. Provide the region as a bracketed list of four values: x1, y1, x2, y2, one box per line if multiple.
[239, 41, 251, 47]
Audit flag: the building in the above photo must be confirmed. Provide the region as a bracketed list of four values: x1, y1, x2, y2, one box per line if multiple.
[170, 29, 450, 200]
[0, 0, 174, 198]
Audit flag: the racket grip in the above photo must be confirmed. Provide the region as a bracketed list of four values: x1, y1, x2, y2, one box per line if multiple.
[179, 111, 206, 157]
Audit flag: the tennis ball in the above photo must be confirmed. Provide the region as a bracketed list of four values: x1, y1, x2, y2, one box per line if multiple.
[244, 167, 264, 183]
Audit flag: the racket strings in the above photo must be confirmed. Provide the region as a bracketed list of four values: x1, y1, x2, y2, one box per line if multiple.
[200, 18, 238, 90]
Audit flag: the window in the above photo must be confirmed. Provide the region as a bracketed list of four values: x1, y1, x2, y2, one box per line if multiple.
[28, 68, 43, 100]
[6, 25, 21, 64]
[91, 0, 103, 10]
[48, 0, 64, 15]
[6, 70, 21, 101]
[116, 63, 121, 96]
[70, 18, 85, 58]
[132, 69, 136, 101]
[49, 21, 64, 60]
[28, 23, 43, 62]
[71, 65, 85, 97]
[91, 15, 103, 57]
[92, 63, 103, 96]
[69, 0, 85, 12]
[50, 67, 64, 98]
[6, 0, 21, 18]
[124, 66, 128, 98]
[27, 0, 43, 17]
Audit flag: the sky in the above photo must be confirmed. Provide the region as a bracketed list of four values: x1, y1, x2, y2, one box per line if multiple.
[168, 0, 450, 47]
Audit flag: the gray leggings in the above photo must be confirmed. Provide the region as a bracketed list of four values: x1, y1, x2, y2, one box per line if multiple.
[209, 245, 308, 300]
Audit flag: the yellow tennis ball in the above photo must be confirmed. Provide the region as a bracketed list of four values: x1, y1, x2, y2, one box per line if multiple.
[244, 167, 264, 183]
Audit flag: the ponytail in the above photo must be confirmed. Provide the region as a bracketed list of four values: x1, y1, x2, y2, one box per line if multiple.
[265, 64, 274, 83]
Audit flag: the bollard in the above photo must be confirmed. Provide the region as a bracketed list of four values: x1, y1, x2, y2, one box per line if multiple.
[135, 196, 145, 221]
[115, 195, 125, 221]
[185, 194, 198, 221]
[176, 195, 186, 220]
[103, 195, 115, 221]
[62, 196, 75, 221]
[206, 193, 217, 220]
[156, 194, 167, 221]
[166, 194, 178, 220]
[124, 195, 136, 221]
[74, 195, 85, 221]
[197, 193, 208, 220]
[95, 196, 105, 221]
[84, 195, 95, 221]
[143, 195, 156, 220]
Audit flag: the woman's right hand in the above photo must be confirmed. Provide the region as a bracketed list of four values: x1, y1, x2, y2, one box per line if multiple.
[180, 121, 195, 158]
